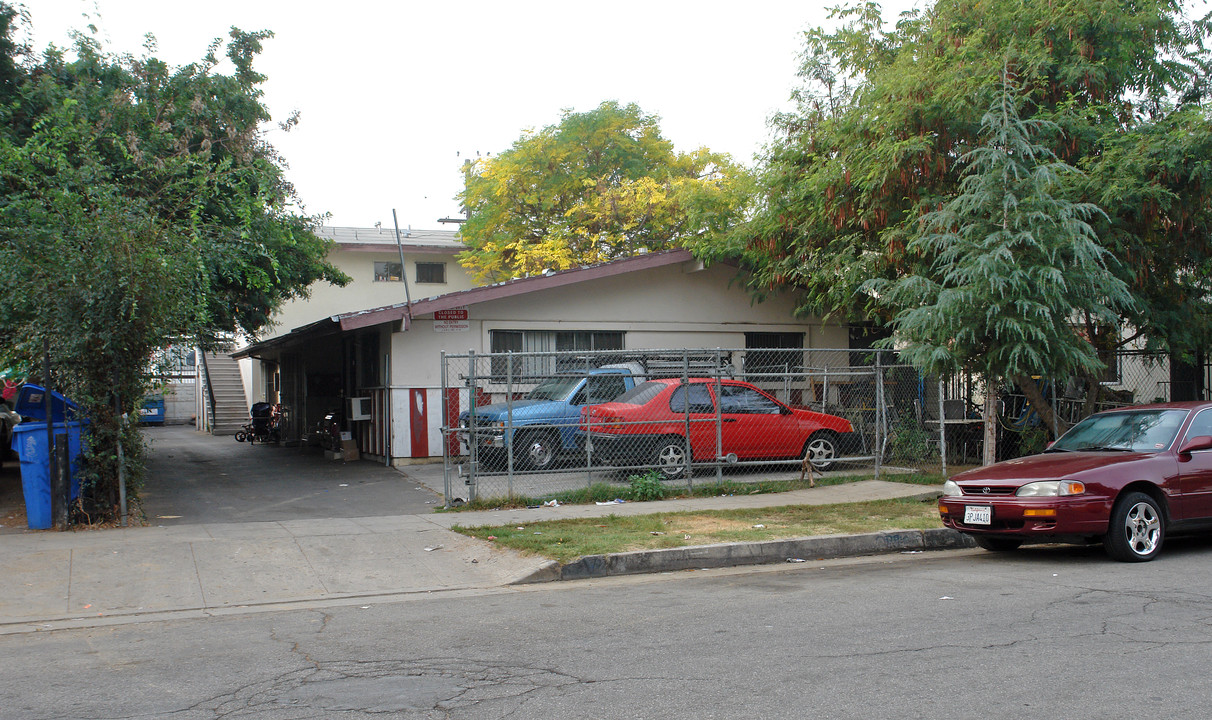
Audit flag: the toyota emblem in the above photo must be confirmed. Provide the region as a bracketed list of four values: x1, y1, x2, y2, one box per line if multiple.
[982, 487, 991, 494]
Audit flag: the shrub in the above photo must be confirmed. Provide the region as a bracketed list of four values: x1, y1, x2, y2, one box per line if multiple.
[627, 470, 667, 502]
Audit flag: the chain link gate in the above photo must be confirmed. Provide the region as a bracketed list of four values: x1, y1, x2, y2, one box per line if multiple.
[439, 348, 961, 506]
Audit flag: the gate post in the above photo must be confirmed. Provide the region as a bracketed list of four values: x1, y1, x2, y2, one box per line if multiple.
[937, 379, 948, 479]
[506, 350, 514, 498]
[683, 349, 693, 490]
[441, 351, 452, 507]
[874, 351, 884, 480]
[466, 349, 478, 505]
[715, 348, 723, 485]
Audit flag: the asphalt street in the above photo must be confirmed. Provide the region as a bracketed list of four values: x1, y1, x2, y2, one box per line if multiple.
[5, 539, 1212, 719]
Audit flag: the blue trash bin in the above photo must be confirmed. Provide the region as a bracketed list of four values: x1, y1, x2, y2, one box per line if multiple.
[139, 395, 165, 425]
[13, 384, 82, 422]
[11, 420, 88, 530]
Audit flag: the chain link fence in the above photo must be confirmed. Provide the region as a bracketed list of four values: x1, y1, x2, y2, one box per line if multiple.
[438, 347, 1181, 505]
[994, 349, 1173, 457]
[440, 348, 969, 504]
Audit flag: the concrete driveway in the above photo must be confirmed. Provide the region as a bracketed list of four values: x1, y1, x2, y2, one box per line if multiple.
[139, 425, 442, 526]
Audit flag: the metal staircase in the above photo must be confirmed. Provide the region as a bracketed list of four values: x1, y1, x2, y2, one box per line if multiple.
[201, 351, 248, 435]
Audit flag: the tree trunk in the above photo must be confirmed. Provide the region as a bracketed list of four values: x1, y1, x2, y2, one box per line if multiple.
[1013, 374, 1064, 438]
[982, 389, 998, 466]
[1081, 376, 1102, 418]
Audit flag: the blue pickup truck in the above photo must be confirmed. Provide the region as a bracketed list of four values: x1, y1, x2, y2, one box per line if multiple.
[460, 363, 644, 471]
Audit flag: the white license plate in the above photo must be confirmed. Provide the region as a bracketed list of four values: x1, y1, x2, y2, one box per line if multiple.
[964, 505, 992, 525]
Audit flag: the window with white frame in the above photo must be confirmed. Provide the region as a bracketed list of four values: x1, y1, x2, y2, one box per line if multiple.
[489, 330, 625, 379]
[374, 261, 403, 282]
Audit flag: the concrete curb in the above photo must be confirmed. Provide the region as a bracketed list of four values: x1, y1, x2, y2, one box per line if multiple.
[512, 528, 977, 584]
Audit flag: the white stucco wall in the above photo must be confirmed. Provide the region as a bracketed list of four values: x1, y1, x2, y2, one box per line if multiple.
[267, 246, 474, 340]
[390, 261, 848, 390]
[161, 380, 195, 424]
[238, 356, 256, 407]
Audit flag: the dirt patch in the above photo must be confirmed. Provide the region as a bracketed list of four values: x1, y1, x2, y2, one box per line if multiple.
[0, 462, 27, 534]
[659, 516, 768, 536]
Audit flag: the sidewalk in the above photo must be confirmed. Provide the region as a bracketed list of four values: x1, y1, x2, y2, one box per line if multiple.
[0, 477, 955, 632]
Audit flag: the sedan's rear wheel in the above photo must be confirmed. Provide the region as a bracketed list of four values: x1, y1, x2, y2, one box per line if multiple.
[1104, 491, 1164, 562]
[654, 437, 688, 479]
[973, 536, 1023, 552]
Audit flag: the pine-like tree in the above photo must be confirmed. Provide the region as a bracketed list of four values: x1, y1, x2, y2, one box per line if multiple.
[872, 74, 1133, 460]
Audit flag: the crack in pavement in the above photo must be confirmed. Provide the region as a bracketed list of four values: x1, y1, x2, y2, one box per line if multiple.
[176, 657, 588, 718]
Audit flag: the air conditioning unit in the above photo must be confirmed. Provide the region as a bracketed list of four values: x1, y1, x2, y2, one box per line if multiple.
[347, 396, 372, 421]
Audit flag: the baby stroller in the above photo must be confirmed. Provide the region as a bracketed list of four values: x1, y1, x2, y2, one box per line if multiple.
[234, 402, 282, 444]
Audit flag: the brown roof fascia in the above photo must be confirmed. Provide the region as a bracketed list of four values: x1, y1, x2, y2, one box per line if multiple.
[232, 315, 344, 359]
[336, 248, 695, 332]
[338, 243, 461, 255]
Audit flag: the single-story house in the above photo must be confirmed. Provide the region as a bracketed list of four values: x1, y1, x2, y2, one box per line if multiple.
[232, 246, 854, 464]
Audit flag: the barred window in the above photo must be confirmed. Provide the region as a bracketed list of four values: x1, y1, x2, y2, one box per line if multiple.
[416, 262, 446, 284]
[744, 332, 804, 377]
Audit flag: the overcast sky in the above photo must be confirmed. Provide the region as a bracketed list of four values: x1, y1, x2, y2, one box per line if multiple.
[23, 0, 920, 231]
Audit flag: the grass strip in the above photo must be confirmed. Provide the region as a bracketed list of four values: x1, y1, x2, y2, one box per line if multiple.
[451, 496, 943, 564]
[441, 470, 948, 512]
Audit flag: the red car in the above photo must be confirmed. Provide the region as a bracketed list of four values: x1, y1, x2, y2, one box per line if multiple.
[579, 378, 854, 478]
[939, 401, 1212, 562]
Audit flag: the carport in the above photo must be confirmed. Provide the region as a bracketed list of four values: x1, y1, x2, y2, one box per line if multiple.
[233, 314, 395, 464]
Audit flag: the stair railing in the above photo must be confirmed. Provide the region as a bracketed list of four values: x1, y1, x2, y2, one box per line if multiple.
[199, 351, 217, 432]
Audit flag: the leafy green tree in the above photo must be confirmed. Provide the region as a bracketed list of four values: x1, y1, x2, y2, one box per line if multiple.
[0, 9, 348, 518]
[694, 0, 1212, 427]
[458, 101, 749, 283]
[871, 78, 1134, 456]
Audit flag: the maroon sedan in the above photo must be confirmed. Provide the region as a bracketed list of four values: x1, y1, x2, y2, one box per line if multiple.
[939, 401, 1212, 562]
[580, 378, 854, 478]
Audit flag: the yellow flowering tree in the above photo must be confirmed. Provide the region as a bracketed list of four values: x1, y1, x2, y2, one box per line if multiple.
[457, 101, 749, 283]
